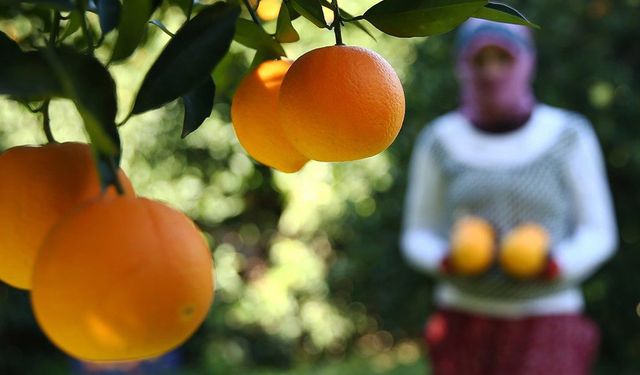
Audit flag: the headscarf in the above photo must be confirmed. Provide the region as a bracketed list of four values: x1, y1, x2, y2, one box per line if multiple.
[455, 19, 537, 127]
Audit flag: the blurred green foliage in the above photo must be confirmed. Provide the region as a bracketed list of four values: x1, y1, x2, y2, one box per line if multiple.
[1, 0, 639, 374]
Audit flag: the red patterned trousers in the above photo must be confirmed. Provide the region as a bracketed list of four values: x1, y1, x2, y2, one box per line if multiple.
[424, 309, 600, 375]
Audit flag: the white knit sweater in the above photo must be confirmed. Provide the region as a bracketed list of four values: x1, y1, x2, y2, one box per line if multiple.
[401, 104, 617, 318]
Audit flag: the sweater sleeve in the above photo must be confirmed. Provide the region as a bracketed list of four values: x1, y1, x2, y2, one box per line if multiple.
[400, 129, 449, 274]
[552, 117, 618, 283]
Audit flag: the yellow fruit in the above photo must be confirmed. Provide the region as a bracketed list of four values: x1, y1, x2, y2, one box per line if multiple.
[499, 223, 550, 279]
[449, 216, 495, 276]
[256, 0, 281, 21]
[231, 60, 308, 173]
[278, 45, 405, 162]
[31, 195, 214, 361]
[0, 142, 134, 290]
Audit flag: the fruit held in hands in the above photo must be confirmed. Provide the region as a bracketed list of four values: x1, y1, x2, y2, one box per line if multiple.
[231, 60, 308, 173]
[0, 142, 133, 290]
[31, 195, 214, 361]
[449, 216, 495, 276]
[499, 223, 550, 279]
[278, 45, 405, 162]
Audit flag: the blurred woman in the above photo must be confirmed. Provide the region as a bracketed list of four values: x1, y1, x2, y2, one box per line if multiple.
[401, 19, 617, 375]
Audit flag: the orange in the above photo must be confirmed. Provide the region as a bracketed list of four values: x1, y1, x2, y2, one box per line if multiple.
[449, 216, 495, 276]
[0, 142, 134, 290]
[231, 60, 308, 173]
[31, 195, 215, 361]
[256, 0, 281, 21]
[499, 223, 550, 279]
[278, 45, 405, 162]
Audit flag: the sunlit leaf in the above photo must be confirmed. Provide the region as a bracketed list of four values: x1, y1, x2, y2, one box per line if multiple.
[110, 0, 153, 62]
[291, 0, 326, 28]
[473, 2, 540, 29]
[235, 18, 286, 56]
[363, 0, 487, 38]
[132, 2, 239, 114]
[42, 47, 120, 158]
[276, 3, 299, 43]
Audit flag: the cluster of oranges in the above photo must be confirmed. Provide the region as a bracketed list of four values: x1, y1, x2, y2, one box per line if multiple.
[0, 142, 215, 361]
[231, 45, 406, 173]
[449, 216, 551, 279]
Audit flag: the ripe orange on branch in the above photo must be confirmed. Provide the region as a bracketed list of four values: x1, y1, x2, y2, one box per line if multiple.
[279, 45, 405, 162]
[0, 142, 133, 290]
[231, 60, 309, 173]
[31, 195, 215, 361]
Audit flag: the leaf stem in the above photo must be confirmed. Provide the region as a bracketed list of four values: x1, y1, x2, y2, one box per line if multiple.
[41, 99, 57, 143]
[106, 157, 125, 195]
[49, 11, 61, 46]
[342, 15, 364, 22]
[76, 0, 94, 55]
[149, 19, 176, 38]
[331, 0, 343, 45]
[242, 0, 262, 26]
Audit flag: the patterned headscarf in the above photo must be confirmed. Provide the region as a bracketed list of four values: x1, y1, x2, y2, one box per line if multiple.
[455, 19, 537, 126]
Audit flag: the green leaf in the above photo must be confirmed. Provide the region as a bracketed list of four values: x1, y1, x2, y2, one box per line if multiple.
[234, 18, 286, 56]
[110, 0, 153, 62]
[473, 2, 540, 29]
[132, 2, 240, 114]
[276, 3, 299, 43]
[181, 77, 215, 138]
[363, 0, 487, 38]
[284, 0, 301, 20]
[344, 19, 376, 41]
[0, 34, 122, 186]
[291, 0, 327, 28]
[96, 0, 122, 35]
[250, 47, 282, 69]
[0, 33, 60, 100]
[0, 52, 63, 101]
[42, 47, 120, 158]
[0, 31, 22, 59]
